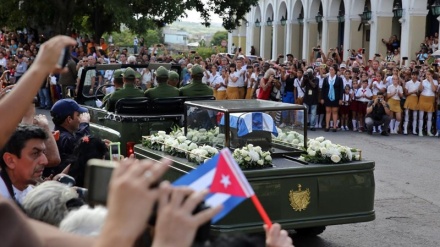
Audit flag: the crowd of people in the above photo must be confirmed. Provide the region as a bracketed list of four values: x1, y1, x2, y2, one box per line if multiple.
[0, 33, 294, 246]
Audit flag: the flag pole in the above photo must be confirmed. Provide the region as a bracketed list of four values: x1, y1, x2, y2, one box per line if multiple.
[250, 194, 272, 228]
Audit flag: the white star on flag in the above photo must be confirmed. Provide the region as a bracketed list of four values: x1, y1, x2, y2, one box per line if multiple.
[220, 174, 231, 188]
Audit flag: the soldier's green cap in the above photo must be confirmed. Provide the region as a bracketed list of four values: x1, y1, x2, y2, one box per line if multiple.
[155, 66, 169, 78]
[169, 71, 179, 80]
[123, 67, 141, 79]
[113, 69, 124, 79]
[191, 64, 205, 75]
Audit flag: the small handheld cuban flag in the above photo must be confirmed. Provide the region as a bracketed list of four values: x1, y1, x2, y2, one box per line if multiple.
[173, 148, 272, 226]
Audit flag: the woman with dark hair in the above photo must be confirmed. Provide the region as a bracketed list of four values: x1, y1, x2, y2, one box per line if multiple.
[67, 136, 108, 187]
[320, 64, 344, 132]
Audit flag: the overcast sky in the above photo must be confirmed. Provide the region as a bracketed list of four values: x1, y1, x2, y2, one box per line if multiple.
[180, 9, 223, 24]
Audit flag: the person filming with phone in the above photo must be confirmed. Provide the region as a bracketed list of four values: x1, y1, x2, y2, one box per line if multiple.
[365, 91, 391, 136]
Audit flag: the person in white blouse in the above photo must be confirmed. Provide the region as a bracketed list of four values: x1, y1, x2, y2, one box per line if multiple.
[208, 64, 226, 100]
[141, 68, 152, 91]
[417, 69, 438, 136]
[355, 80, 373, 132]
[403, 71, 420, 135]
[386, 75, 404, 134]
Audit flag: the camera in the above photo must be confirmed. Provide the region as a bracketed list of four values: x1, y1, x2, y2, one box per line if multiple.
[56, 47, 70, 68]
[57, 174, 88, 200]
[313, 48, 320, 52]
[378, 98, 382, 103]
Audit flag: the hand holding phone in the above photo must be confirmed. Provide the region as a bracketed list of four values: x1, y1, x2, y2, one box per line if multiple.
[109, 142, 121, 161]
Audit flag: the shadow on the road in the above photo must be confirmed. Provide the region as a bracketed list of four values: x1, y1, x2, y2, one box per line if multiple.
[291, 234, 335, 247]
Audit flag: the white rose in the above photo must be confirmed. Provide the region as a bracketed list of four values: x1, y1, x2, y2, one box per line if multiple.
[247, 144, 254, 149]
[316, 136, 325, 142]
[254, 146, 262, 153]
[320, 147, 327, 155]
[178, 143, 188, 151]
[308, 150, 316, 156]
[188, 143, 198, 150]
[248, 150, 260, 161]
[192, 136, 199, 142]
[257, 160, 264, 165]
[177, 136, 187, 143]
[245, 157, 251, 161]
[355, 154, 360, 160]
[199, 128, 207, 133]
[298, 156, 306, 161]
[240, 150, 249, 156]
[264, 155, 272, 161]
[157, 131, 166, 136]
[331, 154, 341, 163]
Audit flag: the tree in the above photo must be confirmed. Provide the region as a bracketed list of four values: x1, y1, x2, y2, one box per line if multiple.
[211, 31, 228, 46]
[0, 0, 259, 40]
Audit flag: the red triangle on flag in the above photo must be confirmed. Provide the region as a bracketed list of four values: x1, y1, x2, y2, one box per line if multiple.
[210, 152, 247, 197]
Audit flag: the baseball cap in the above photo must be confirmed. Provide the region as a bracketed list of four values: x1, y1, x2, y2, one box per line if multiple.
[123, 67, 141, 79]
[155, 66, 169, 78]
[237, 55, 245, 59]
[113, 69, 124, 79]
[191, 64, 205, 75]
[51, 99, 87, 118]
[169, 71, 179, 80]
[340, 63, 347, 68]
[286, 54, 293, 57]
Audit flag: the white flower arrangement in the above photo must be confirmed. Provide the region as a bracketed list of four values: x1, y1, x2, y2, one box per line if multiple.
[232, 144, 273, 169]
[273, 128, 304, 148]
[299, 136, 361, 164]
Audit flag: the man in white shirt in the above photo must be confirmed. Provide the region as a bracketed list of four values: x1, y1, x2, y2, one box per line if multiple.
[0, 52, 7, 68]
[0, 125, 49, 204]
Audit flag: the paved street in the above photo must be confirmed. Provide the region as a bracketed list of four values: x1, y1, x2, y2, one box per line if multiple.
[37, 108, 440, 246]
[293, 130, 440, 247]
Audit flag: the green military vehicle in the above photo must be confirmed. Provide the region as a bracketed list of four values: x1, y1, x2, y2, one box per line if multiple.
[77, 67, 375, 237]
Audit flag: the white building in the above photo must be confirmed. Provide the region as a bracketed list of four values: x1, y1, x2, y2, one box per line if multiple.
[229, 0, 440, 62]
[163, 28, 189, 45]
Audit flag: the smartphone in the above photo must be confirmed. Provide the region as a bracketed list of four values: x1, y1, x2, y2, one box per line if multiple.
[190, 50, 196, 54]
[157, 44, 162, 47]
[375, 53, 381, 57]
[56, 47, 70, 68]
[109, 142, 121, 160]
[402, 57, 408, 60]
[194, 56, 200, 59]
[313, 48, 320, 52]
[85, 159, 117, 205]
[415, 65, 422, 69]
[362, 48, 365, 54]
[279, 55, 284, 58]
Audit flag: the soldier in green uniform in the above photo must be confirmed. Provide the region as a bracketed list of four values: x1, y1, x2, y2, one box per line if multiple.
[168, 71, 180, 87]
[106, 67, 144, 112]
[101, 69, 124, 108]
[144, 66, 179, 99]
[179, 65, 213, 97]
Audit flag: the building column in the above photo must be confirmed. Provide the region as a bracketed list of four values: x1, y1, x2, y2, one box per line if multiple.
[246, 25, 253, 56]
[285, 21, 293, 55]
[302, 21, 310, 61]
[271, 22, 279, 59]
[370, 14, 393, 59]
[327, 19, 339, 51]
[405, 14, 428, 61]
[321, 19, 328, 52]
[238, 24, 247, 53]
[260, 24, 267, 59]
[306, 21, 318, 61]
[342, 15, 351, 61]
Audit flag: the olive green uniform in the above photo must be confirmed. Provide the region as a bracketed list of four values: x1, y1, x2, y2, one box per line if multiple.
[106, 84, 144, 112]
[145, 83, 179, 99]
[179, 80, 213, 97]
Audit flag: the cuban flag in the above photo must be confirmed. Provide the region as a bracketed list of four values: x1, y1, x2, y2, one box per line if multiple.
[173, 148, 255, 223]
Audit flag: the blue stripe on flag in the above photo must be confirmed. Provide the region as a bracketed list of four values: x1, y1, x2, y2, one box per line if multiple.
[172, 153, 219, 186]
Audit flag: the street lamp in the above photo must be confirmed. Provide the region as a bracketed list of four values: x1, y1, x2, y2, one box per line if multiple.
[337, 10, 345, 23]
[393, 2, 403, 18]
[360, 6, 372, 24]
[255, 18, 261, 27]
[431, 0, 440, 16]
[315, 12, 323, 23]
[280, 16, 287, 26]
[267, 17, 273, 26]
[297, 13, 304, 25]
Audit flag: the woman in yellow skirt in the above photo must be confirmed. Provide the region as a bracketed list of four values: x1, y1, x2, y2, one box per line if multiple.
[417, 69, 438, 136]
[387, 75, 404, 134]
[213, 67, 227, 100]
[403, 71, 420, 135]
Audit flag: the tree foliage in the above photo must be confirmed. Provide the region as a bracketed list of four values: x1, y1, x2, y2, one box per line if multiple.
[211, 31, 228, 46]
[0, 0, 258, 39]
